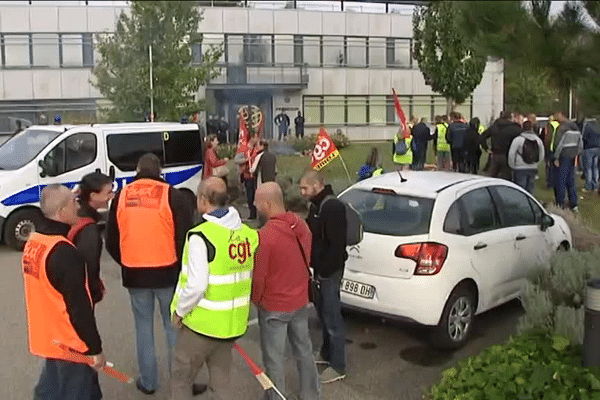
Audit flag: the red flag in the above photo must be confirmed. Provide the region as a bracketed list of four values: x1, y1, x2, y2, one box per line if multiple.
[392, 88, 410, 138]
[311, 127, 340, 171]
[237, 107, 249, 149]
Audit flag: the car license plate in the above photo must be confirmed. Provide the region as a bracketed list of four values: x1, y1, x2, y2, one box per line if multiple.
[340, 279, 375, 299]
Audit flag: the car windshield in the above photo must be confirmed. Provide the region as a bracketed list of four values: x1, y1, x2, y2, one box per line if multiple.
[340, 188, 435, 236]
[0, 129, 61, 170]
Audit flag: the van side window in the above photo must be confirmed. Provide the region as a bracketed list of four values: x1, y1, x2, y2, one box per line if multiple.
[43, 133, 96, 176]
[107, 133, 163, 171]
[163, 129, 202, 166]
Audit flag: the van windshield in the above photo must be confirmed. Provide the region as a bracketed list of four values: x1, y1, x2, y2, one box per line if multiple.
[0, 129, 61, 170]
[339, 188, 435, 236]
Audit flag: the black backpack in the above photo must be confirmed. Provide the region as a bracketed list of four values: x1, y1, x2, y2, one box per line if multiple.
[520, 137, 540, 164]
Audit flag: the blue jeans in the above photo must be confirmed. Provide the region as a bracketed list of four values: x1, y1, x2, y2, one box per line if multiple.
[411, 143, 426, 171]
[554, 156, 578, 209]
[128, 286, 177, 391]
[316, 270, 346, 373]
[258, 306, 321, 400]
[512, 169, 537, 194]
[584, 148, 600, 190]
[34, 358, 102, 400]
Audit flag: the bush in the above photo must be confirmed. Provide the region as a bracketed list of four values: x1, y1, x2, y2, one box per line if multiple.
[427, 332, 600, 400]
[290, 134, 317, 154]
[331, 130, 350, 149]
[216, 144, 237, 160]
[545, 204, 600, 251]
[518, 249, 600, 345]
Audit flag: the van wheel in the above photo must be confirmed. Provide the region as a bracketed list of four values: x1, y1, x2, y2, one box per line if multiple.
[431, 286, 476, 350]
[4, 209, 43, 251]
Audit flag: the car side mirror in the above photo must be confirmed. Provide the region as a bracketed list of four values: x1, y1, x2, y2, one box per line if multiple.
[541, 214, 554, 232]
[38, 159, 47, 178]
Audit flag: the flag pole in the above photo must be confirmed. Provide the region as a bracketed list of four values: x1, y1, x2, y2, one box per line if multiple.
[339, 154, 353, 186]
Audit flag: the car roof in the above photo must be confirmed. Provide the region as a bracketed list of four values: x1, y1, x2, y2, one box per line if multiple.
[347, 171, 496, 198]
[26, 124, 76, 132]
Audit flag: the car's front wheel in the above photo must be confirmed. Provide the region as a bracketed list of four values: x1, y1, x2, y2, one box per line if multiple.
[431, 285, 476, 350]
[4, 208, 44, 251]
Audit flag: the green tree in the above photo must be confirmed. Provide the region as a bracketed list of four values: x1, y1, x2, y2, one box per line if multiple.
[412, 1, 487, 111]
[93, 1, 223, 122]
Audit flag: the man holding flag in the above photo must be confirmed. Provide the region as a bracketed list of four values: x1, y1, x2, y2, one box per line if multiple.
[234, 106, 261, 220]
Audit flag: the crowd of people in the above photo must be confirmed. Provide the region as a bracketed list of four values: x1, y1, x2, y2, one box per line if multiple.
[385, 110, 595, 211]
[23, 130, 348, 399]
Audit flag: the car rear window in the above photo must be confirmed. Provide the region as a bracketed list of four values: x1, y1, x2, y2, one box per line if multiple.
[339, 188, 434, 236]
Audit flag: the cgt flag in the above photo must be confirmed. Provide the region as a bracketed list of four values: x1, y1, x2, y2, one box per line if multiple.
[311, 127, 340, 171]
[392, 88, 410, 138]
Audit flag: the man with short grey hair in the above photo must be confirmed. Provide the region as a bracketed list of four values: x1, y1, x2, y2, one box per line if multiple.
[24, 184, 105, 399]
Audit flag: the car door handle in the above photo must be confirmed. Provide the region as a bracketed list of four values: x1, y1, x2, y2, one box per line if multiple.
[474, 242, 487, 250]
[516, 234, 527, 241]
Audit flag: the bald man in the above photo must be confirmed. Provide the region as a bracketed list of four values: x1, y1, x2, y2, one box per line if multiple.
[170, 177, 259, 400]
[252, 182, 320, 399]
[23, 184, 105, 400]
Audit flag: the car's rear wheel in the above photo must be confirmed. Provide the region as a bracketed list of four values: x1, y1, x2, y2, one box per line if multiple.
[431, 285, 476, 350]
[4, 208, 44, 251]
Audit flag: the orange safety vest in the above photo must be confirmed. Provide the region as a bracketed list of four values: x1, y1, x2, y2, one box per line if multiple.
[23, 233, 91, 360]
[117, 179, 176, 268]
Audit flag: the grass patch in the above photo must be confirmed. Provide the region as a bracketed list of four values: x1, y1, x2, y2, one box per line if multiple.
[273, 141, 600, 233]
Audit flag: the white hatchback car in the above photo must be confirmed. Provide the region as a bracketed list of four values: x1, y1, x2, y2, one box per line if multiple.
[338, 171, 571, 349]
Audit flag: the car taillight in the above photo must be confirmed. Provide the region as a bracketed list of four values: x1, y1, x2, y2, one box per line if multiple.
[394, 242, 448, 275]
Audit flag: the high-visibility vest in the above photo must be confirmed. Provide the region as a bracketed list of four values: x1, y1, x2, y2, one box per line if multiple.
[549, 120, 560, 151]
[171, 220, 259, 339]
[23, 233, 92, 360]
[478, 124, 485, 134]
[117, 179, 177, 268]
[393, 135, 413, 165]
[372, 168, 383, 177]
[436, 123, 450, 152]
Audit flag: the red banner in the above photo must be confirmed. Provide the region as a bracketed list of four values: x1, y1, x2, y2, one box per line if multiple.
[311, 127, 340, 171]
[392, 88, 411, 139]
[237, 109, 249, 149]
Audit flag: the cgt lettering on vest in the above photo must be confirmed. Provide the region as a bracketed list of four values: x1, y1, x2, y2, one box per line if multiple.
[228, 239, 253, 264]
[23, 241, 46, 279]
[124, 184, 165, 209]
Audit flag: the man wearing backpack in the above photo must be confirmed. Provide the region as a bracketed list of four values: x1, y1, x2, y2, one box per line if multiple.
[581, 119, 600, 192]
[299, 171, 347, 384]
[552, 111, 583, 211]
[392, 128, 412, 170]
[508, 120, 545, 194]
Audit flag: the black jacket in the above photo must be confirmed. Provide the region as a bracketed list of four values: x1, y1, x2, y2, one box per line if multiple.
[72, 203, 104, 304]
[306, 185, 347, 278]
[105, 174, 194, 288]
[481, 119, 522, 156]
[256, 150, 277, 183]
[411, 122, 431, 144]
[446, 121, 469, 149]
[40, 219, 102, 355]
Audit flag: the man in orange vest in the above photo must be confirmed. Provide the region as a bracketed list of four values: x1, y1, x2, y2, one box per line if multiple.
[23, 184, 105, 399]
[105, 153, 194, 395]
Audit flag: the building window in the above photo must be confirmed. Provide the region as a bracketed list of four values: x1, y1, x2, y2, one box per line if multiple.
[369, 37, 386, 67]
[304, 96, 322, 124]
[347, 37, 366, 67]
[191, 42, 202, 66]
[394, 38, 411, 67]
[226, 34, 244, 64]
[322, 36, 344, 67]
[244, 34, 272, 65]
[4, 34, 30, 67]
[275, 35, 294, 65]
[61, 34, 83, 67]
[32, 34, 60, 68]
[369, 95, 388, 125]
[302, 36, 320, 67]
[293, 35, 303, 66]
[82, 33, 94, 67]
[347, 96, 367, 124]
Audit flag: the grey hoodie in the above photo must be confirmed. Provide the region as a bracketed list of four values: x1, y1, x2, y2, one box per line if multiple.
[553, 120, 583, 160]
[508, 131, 545, 170]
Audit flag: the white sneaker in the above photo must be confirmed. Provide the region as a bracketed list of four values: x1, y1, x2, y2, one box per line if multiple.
[320, 367, 346, 384]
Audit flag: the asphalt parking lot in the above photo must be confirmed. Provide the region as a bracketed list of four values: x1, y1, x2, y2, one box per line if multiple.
[1, 244, 523, 400]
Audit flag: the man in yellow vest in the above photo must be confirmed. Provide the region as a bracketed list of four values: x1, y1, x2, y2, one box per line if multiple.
[545, 116, 560, 189]
[393, 128, 413, 170]
[434, 115, 451, 170]
[170, 177, 258, 400]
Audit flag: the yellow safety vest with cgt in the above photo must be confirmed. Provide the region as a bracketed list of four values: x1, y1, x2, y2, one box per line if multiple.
[393, 135, 413, 165]
[549, 120, 560, 152]
[170, 221, 259, 339]
[436, 123, 450, 152]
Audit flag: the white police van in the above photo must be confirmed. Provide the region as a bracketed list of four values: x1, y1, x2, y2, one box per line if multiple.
[0, 122, 204, 250]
